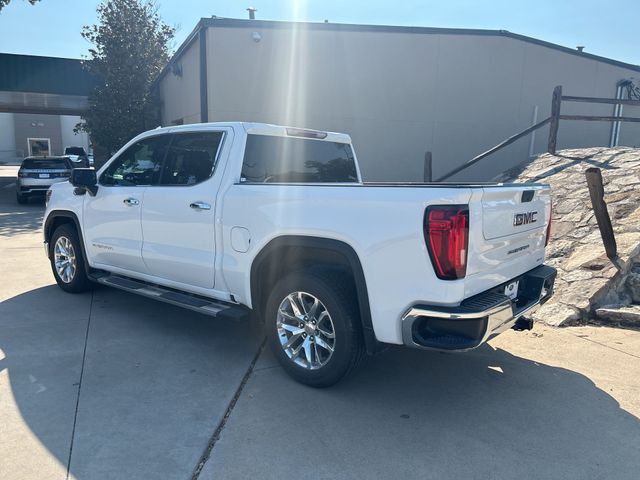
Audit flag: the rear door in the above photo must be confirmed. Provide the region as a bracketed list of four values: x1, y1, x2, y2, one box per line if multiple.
[140, 128, 231, 289]
[83, 135, 169, 273]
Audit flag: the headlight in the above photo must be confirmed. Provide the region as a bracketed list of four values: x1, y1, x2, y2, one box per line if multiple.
[46, 189, 52, 206]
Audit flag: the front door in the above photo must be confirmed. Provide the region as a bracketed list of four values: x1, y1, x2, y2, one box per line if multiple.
[83, 134, 170, 274]
[141, 129, 229, 289]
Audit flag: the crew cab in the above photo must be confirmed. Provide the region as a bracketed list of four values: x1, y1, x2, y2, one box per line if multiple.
[43, 122, 556, 386]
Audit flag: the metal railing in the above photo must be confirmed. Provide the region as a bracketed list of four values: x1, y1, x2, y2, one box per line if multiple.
[427, 85, 640, 182]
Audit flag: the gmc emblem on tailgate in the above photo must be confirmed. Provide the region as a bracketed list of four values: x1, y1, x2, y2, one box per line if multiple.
[513, 211, 538, 226]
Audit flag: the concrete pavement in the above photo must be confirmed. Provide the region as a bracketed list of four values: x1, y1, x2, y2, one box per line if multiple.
[0, 168, 263, 479]
[200, 329, 640, 480]
[0, 166, 639, 479]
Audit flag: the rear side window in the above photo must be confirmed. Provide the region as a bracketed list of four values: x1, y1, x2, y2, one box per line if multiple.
[159, 131, 224, 186]
[100, 135, 170, 186]
[241, 135, 358, 183]
[21, 158, 70, 169]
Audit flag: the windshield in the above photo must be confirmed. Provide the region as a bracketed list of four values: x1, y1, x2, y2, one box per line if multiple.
[21, 158, 70, 169]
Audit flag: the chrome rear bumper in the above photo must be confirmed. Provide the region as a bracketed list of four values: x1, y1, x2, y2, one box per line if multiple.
[402, 265, 556, 351]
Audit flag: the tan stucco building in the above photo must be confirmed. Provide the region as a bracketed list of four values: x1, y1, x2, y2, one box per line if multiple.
[157, 18, 640, 181]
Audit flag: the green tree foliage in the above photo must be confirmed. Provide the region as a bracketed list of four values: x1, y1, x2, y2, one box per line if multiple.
[77, 0, 174, 157]
[0, 0, 40, 12]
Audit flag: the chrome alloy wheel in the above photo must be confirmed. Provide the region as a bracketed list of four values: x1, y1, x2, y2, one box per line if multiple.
[276, 291, 336, 370]
[54, 236, 77, 284]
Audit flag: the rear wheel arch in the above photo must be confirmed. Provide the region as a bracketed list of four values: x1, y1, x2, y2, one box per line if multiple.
[250, 236, 381, 354]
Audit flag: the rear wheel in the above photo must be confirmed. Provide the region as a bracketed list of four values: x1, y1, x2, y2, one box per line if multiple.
[16, 192, 27, 204]
[265, 271, 365, 387]
[49, 224, 93, 293]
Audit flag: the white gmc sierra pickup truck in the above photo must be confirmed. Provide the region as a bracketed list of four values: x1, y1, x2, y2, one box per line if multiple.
[43, 122, 556, 386]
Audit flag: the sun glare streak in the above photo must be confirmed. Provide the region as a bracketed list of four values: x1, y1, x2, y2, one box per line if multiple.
[283, 0, 309, 129]
[276, 0, 309, 230]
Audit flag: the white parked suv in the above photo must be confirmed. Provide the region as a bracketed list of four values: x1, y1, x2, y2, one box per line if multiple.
[43, 122, 556, 386]
[17, 156, 74, 204]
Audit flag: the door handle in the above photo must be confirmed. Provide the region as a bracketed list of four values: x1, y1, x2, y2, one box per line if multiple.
[123, 197, 139, 206]
[190, 201, 211, 211]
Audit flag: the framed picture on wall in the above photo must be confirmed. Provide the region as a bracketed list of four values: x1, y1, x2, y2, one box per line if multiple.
[27, 138, 51, 157]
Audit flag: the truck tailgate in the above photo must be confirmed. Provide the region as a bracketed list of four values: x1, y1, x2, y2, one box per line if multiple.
[481, 187, 549, 240]
[464, 184, 551, 298]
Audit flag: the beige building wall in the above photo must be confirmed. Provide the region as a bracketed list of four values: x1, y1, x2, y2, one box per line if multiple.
[160, 22, 640, 182]
[160, 38, 201, 126]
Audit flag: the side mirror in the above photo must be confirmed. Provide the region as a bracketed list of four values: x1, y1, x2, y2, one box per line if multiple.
[71, 168, 98, 196]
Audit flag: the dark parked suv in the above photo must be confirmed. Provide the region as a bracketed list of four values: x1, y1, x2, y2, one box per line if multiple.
[16, 157, 73, 204]
[64, 146, 91, 167]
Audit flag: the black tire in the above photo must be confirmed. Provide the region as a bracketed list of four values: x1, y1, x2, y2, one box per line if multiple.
[49, 224, 93, 293]
[265, 271, 365, 387]
[16, 192, 28, 204]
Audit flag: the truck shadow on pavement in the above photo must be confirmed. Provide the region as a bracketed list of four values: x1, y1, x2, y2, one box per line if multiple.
[1, 285, 639, 479]
[205, 337, 640, 478]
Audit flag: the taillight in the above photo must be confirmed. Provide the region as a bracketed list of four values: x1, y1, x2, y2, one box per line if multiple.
[424, 205, 469, 280]
[545, 199, 553, 246]
[18, 170, 27, 178]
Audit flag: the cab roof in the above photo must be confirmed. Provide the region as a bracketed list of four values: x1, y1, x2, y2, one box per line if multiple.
[148, 122, 352, 144]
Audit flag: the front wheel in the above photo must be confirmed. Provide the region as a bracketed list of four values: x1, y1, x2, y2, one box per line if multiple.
[49, 224, 93, 293]
[265, 272, 365, 387]
[16, 192, 27, 204]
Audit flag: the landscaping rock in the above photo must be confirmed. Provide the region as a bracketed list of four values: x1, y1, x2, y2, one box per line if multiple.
[498, 147, 640, 327]
[627, 269, 640, 304]
[594, 305, 640, 328]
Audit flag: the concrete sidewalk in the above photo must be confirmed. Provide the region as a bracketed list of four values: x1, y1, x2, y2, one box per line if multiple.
[0, 167, 639, 479]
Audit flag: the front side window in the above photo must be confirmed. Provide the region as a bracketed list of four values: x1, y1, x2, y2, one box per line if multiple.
[159, 131, 224, 186]
[241, 135, 358, 183]
[100, 135, 170, 186]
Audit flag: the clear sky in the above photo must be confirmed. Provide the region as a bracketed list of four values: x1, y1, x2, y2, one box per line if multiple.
[0, 0, 638, 66]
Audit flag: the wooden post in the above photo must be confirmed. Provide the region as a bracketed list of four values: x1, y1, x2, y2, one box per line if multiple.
[585, 167, 622, 270]
[424, 151, 433, 182]
[548, 85, 562, 154]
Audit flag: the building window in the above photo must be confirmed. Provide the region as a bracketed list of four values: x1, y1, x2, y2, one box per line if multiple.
[27, 138, 51, 157]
